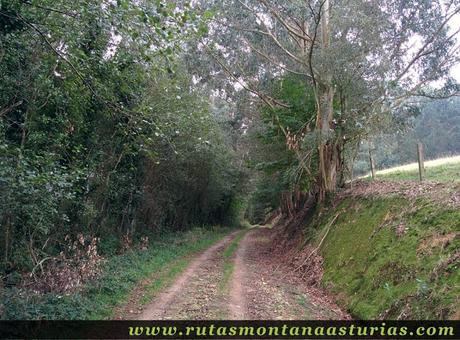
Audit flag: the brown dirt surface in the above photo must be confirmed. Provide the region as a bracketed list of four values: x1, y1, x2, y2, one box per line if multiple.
[241, 228, 350, 320]
[341, 180, 460, 208]
[116, 227, 348, 320]
[121, 231, 239, 320]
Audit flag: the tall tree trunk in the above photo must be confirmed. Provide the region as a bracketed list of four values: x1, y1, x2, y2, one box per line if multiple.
[316, 83, 337, 201]
[315, 0, 340, 201]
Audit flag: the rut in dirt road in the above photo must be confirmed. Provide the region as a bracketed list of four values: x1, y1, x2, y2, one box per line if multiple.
[230, 228, 348, 320]
[133, 227, 348, 320]
[137, 231, 239, 320]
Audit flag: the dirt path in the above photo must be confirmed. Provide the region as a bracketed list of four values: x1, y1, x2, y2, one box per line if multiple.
[229, 228, 347, 320]
[135, 231, 238, 320]
[125, 228, 348, 320]
[228, 231, 247, 319]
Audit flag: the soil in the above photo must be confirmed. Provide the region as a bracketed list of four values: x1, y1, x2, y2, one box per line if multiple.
[118, 227, 349, 320]
[342, 180, 460, 208]
[134, 232, 238, 320]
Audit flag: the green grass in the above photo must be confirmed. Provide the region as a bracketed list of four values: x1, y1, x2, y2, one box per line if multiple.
[306, 197, 460, 319]
[222, 229, 247, 259]
[376, 162, 460, 182]
[1, 226, 232, 320]
[219, 229, 248, 292]
[139, 257, 190, 305]
[361, 156, 460, 182]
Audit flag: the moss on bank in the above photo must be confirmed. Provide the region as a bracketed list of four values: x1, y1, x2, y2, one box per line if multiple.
[306, 197, 460, 319]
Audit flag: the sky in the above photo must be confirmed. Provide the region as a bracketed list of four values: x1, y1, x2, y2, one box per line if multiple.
[452, 66, 460, 81]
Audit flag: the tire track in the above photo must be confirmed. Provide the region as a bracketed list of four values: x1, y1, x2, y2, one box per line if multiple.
[137, 231, 238, 320]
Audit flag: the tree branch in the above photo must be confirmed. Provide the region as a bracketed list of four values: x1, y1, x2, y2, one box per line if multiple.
[246, 41, 310, 77]
[20, 0, 78, 19]
[395, 6, 460, 83]
[257, 0, 313, 42]
[236, 0, 307, 66]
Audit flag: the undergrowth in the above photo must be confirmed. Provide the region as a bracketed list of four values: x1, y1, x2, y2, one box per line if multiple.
[1, 226, 231, 320]
[306, 197, 460, 319]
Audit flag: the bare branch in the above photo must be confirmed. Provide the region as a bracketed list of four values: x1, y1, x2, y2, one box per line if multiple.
[257, 0, 313, 42]
[0, 100, 23, 117]
[395, 6, 460, 82]
[205, 45, 290, 109]
[246, 41, 310, 77]
[229, 25, 270, 36]
[20, 0, 78, 19]
[236, 0, 306, 66]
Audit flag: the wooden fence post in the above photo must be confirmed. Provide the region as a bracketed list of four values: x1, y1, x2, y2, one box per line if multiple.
[417, 142, 425, 182]
[368, 143, 376, 180]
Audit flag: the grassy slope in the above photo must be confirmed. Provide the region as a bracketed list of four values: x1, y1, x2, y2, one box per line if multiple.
[1, 227, 232, 320]
[306, 197, 460, 319]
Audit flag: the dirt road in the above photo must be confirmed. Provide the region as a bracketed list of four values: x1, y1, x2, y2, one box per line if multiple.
[120, 228, 348, 320]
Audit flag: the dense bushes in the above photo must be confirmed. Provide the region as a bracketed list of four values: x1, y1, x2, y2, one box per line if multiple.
[1, 227, 230, 319]
[0, 1, 242, 286]
[245, 75, 317, 223]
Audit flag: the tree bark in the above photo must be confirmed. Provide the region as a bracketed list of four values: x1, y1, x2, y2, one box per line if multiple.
[315, 0, 340, 201]
[316, 81, 337, 201]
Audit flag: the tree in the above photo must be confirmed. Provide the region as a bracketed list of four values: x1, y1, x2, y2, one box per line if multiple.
[246, 74, 317, 221]
[0, 1, 242, 274]
[197, 0, 460, 200]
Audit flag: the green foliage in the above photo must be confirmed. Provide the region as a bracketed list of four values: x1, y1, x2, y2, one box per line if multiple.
[246, 75, 317, 222]
[222, 197, 246, 229]
[1, 227, 231, 319]
[264, 76, 316, 132]
[0, 1, 242, 286]
[306, 197, 460, 319]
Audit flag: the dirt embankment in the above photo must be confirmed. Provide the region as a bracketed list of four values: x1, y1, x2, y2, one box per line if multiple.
[270, 180, 460, 319]
[341, 180, 460, 208]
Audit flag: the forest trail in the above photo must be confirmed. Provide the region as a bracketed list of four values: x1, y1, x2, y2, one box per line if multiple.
[136, 231, 239, 320]
[123, 228, 348, 320]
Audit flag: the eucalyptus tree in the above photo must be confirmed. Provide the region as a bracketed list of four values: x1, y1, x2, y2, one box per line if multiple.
[198, 0, 460, 200]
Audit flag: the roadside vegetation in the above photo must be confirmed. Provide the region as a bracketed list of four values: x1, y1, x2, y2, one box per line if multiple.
[304, 195, 459, 319]
[1, 227, 233, 319]
[0, 1, 246, 316]
[1, 0, 460, 321]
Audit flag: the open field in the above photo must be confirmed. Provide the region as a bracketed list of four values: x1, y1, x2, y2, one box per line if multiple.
[361, 155, 460, 182]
